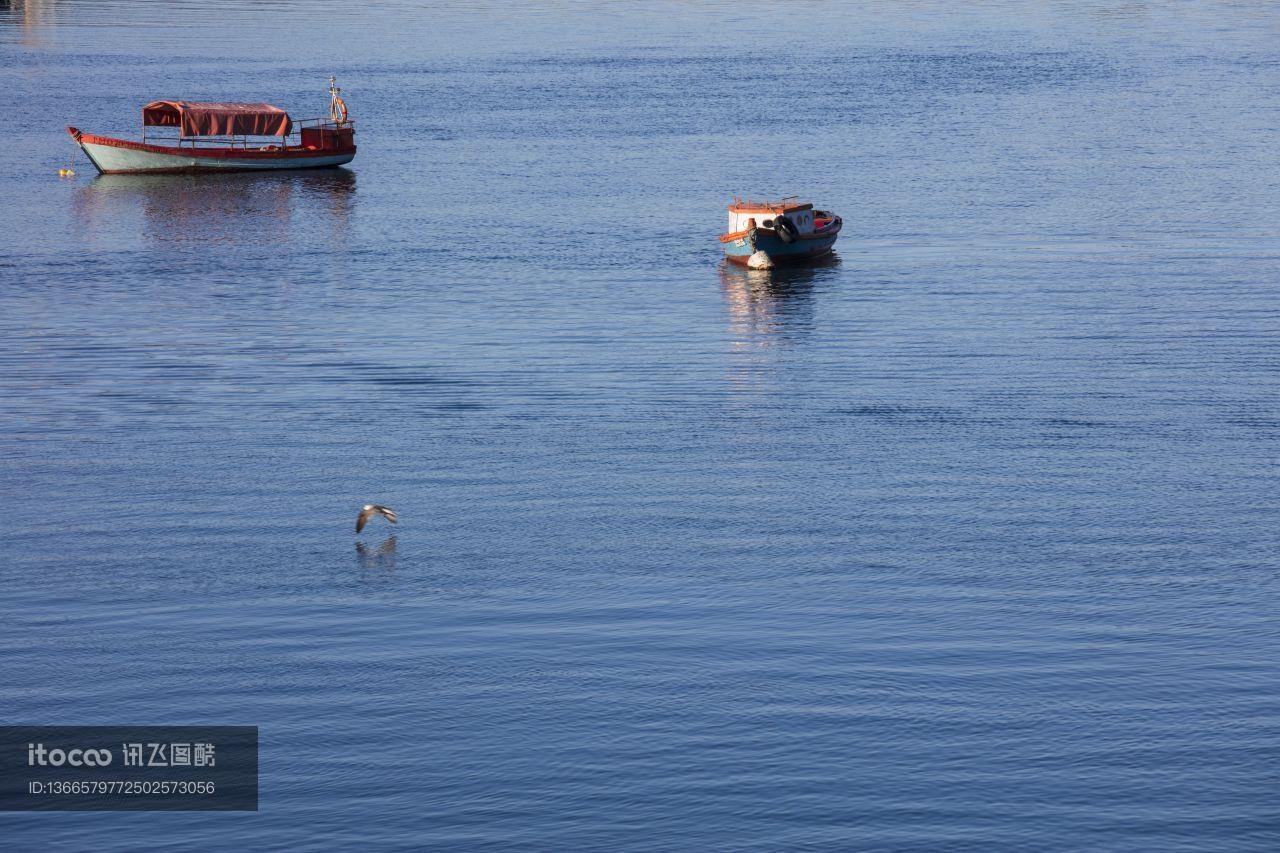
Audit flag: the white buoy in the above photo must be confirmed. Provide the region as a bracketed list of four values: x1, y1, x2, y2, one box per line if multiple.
[746, 250, 773, 270]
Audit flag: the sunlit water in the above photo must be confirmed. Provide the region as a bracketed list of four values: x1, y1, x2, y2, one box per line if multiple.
[3, 1, 1280, 850]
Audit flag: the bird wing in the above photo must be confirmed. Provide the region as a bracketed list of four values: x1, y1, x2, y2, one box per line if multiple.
[356, 506, 375, 533]
[375, 506, 398, 524]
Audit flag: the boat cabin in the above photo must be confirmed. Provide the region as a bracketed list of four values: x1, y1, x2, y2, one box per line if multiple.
[727, 197, 817, 236]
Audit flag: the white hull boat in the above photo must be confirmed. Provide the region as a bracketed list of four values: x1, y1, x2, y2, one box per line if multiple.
[67, 78, 356, 175]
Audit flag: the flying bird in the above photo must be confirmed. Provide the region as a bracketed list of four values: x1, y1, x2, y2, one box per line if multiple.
[356, 504, 398, 534]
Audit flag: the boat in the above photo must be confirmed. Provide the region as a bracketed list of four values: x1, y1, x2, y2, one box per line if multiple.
[67, 78, 356, 175]
[719, 197, 842, 268]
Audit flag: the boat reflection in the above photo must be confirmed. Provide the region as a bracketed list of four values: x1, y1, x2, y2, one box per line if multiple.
[355, 535, 397, 571]
[72, 168, 355, 247]
[0, 0, 56, 46]
[719, 255, 839, 345]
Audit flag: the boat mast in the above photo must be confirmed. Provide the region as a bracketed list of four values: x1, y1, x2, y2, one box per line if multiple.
[329, 76, 348, 126]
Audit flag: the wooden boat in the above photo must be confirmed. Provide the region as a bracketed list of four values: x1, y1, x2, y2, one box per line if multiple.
[719, 197, 842, 268]
[67, 78, 356, 175]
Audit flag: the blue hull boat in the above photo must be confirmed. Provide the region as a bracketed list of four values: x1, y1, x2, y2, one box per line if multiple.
[720, 198, 842, 267]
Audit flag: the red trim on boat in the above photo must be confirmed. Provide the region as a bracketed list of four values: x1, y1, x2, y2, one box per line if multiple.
[68, 129, 354, 160]
[805, 218, 842, 239]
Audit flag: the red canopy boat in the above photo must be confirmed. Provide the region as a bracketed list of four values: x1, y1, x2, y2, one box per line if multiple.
[67, 78, 356, 174]
[141, 101, 294, 139]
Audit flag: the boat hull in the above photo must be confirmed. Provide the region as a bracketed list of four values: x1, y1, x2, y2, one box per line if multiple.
[721, 223, 840, 266]
[69, 129, 355, 175]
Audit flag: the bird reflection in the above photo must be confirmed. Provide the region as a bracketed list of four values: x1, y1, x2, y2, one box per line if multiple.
[72, 168, 355, 247]
[355, 535, 397, 571]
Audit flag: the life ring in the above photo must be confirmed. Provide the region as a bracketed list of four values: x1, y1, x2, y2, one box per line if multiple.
[775, 215, 798, 244]
[331, 96, 348, 125]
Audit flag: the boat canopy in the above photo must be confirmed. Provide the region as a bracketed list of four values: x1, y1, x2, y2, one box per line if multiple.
[141, 101, 292, 138]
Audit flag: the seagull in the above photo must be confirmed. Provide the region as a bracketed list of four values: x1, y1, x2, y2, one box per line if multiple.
[356, 504, 398, 534]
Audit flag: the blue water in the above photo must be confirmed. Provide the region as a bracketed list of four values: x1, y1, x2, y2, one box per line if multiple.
[3, 1, 1280, 849]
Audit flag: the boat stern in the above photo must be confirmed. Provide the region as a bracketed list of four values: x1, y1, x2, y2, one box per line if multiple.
[720, 229, 757, 262]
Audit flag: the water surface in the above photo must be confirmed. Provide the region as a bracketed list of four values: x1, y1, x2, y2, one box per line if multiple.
[3, 1, 1279, 850]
